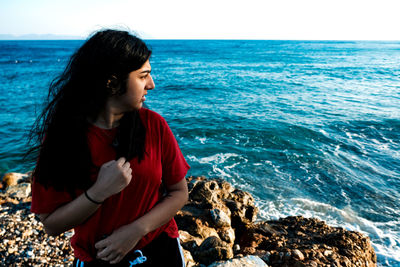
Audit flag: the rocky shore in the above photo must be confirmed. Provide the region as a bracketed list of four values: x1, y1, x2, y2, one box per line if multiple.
[0, 173, 74, 266]
[1, 173, 377, 266]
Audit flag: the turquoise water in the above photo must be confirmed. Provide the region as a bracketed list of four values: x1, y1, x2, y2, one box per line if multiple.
[0, 40, 399, 266]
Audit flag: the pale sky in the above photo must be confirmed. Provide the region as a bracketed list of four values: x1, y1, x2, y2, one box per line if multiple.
[1, 0, 400, 40]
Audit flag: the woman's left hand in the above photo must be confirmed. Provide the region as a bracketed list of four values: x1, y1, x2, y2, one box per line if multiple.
[95, 223, 145, 264]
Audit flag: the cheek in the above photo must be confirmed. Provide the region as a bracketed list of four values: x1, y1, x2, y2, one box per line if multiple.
[126, 84, 139, 97]
[131, 88, 143, 102]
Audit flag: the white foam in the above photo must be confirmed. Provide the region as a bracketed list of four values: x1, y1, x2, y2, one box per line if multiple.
[333, 144, 341, 156]
[186, 155, 199, 162]
[193, 153, 241, 164]
[195, 136, 207, 144]
[212, 166, 231, 178]
[186, 153, 247, 180]
[319, 129, 328, 136]
[225, 162, 240, 170]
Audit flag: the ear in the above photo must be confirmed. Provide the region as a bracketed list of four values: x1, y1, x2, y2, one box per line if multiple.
[106, 75, 118, 88]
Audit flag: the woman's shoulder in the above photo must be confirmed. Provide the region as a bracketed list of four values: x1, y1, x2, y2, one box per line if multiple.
[139, 108, 168, 126]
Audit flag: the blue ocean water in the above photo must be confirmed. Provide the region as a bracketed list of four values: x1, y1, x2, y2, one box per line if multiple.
[0, 40, 399, 266]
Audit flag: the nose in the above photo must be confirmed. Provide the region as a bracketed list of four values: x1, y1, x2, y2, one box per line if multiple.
[146, 74, 155, 90]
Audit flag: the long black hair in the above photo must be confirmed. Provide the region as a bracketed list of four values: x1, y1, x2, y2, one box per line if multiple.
[27, 29, 151, 194]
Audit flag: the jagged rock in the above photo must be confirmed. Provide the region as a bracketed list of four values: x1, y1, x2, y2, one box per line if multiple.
[176, 176, 258, 262]
[190, 180, 220, 204]
[5, 183, 31, 199]
[179, 230, 203, 246]
[210, 209, 231, 228]
[179, 230, 204, 252]
[207, 255, 268, 267]
[218, 227, 235, 244]
[194, 236, 234, 265]
[177, 177, 376, 267]
[182, 248, 196, 267]
[239, 216, 377, 267]
[2, 172, 28, 187]
[177, 210, 220, 241]
[292, 249, 305, 260]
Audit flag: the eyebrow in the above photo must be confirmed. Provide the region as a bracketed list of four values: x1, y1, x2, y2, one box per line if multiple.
[140, 69, 151, 74]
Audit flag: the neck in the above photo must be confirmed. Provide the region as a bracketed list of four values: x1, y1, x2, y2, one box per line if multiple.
[92, 105, 124, 129]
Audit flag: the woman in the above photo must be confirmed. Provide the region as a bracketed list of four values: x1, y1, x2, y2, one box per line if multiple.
[29, 29, 189, 266]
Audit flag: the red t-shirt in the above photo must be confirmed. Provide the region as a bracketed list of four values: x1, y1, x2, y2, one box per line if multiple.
[30, 108, 190, 261]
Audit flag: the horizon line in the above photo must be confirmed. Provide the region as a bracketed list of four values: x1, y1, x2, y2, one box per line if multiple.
[1, 34, 399, 42]
[1, 38, 400, 42]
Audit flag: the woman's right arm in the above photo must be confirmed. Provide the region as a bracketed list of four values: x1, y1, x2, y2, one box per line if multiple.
[38, 157, 132, 236]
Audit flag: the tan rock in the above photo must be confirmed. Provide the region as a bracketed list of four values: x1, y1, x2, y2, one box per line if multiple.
[8, 246, 17, 254]
[182, 248, 196, 267]
[210, 208, 231, 228]
[292, 249, 305, 260]
[194, 236, 234, 265]
[179, 230, 202, 245]
[239, 216, 377, 267]
[22, 229, 33, 239]
[190, 180, 220, 204]
[218, 227, 235, 244]
[324, 249, 333, 257]
[5, 183, 31, 199]
[208, 255, 268, 267]
[2, 172, 26, 187]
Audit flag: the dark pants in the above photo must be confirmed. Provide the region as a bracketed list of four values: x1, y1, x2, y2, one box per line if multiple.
[72, 233, 185, 267]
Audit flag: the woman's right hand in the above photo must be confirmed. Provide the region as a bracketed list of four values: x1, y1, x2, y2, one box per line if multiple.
[36, 158, 131, 236]
[88, 157, 132, 202]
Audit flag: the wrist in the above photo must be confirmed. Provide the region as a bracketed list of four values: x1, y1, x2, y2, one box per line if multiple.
[131, 220, 149, 237]
[84, 190, 103, 205]
[87, 186, 107, 203]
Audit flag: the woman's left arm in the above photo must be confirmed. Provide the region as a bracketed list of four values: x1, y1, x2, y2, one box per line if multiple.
[94, 178, 188, 264]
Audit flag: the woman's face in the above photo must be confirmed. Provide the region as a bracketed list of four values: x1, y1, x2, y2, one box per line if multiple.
[113, 60, 155, 111]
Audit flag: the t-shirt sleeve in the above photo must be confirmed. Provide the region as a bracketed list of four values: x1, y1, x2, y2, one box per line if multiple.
[160, 118, 190, 187]
[30, 179, 74, 214]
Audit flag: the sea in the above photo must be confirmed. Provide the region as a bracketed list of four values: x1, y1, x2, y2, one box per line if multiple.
[0, 40, 399, 266]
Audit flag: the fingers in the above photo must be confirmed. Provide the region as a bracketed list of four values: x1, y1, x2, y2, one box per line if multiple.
[96, 246, 110, 259]
[117, 157, 132, 172]
[116, 157, 132, 175]
[99, 251, 120, 262]
[103, 254, 123, 264]
[116, 157, 126, 166]
[109, 255, 124, 264]
[95, 238, 111, 259]
[95, 239, 107, 250]
[96, 245, 124, 264]
[122, 160, 131, 170]
[100, 250, 124, 264]
[125, 168, 132, 178]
